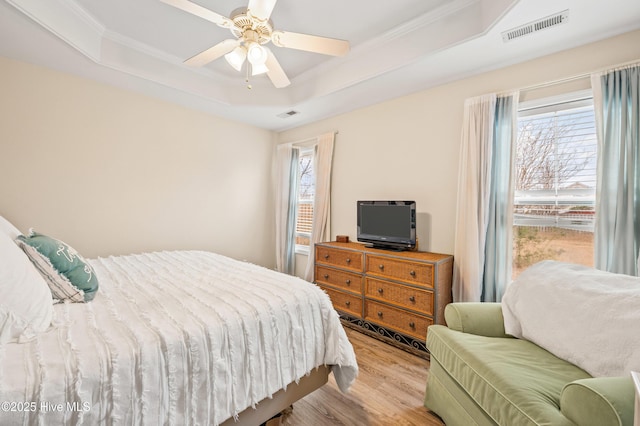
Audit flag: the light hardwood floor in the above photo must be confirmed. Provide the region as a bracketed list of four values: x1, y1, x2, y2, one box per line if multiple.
[283, 327, 445, 425]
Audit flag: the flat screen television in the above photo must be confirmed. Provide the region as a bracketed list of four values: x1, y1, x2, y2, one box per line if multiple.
[357, 201, 416, 251]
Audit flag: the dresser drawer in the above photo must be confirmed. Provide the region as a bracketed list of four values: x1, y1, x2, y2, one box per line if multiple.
[365, 278, 433, 315]
[364, 300, 433, 340]
[365, 255, 433, 287]
[321, 286, 362, 317]
[315, 266, 362, 293]
[315, 246, 363, 272]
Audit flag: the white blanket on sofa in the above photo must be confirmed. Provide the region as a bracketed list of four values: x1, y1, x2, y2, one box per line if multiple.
[502, 260, 640, 378]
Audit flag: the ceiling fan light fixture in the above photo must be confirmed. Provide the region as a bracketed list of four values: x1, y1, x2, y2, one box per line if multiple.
[247, 42, 268, 66]
[224, 46, 247, 71]
[166, 0, 350, 89]
[251, 62, 269, 76]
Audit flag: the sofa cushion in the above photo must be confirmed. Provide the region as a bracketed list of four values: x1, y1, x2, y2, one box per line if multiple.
[427, 324, 591, 426]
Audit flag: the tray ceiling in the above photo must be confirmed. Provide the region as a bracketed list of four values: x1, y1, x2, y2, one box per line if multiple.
[1, 0, 639, 130]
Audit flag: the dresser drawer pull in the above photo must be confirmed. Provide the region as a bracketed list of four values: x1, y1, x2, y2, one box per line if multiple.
[377, 288, 384, 294]
[409, 321, 415, 329]
[324, 254, 330, 259]
[410, 270, 416, 277]
[378, 264, 384, 270]
[377, 311, 383, 317]
[345, 279, 351, 285]
[323, 274, 329, 279]
[345, 301, 351, 307]
[346, 258, 351, 263]
[409, 296, 415, 302]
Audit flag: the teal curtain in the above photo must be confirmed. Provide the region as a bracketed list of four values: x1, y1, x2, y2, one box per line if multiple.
[594, 65, 640, 276]
[275, 145, 300, 275]
[482, 94, 518, 302]
[285, 148, 300, 274]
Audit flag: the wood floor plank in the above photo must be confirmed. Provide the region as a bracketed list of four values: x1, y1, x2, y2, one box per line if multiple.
[283, 327, 445, 425]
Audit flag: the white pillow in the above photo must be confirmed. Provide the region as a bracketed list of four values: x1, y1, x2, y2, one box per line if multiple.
[0, 214, 21, 239]
[0, 216, 53, 343]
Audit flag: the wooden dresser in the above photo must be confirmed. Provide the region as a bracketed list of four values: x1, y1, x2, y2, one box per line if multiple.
[314, 241, 453, 357]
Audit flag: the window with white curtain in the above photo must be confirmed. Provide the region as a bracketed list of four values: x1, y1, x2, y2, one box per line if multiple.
[513, 92, 597, 277]
[295, 147, 315, 254]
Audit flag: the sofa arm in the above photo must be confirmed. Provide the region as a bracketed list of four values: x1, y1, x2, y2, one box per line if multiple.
[561, 377, 634, 426]
[444, 303, 511, 338]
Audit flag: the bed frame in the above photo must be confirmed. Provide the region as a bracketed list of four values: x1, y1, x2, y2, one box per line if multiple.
[220, 366, 330, 425]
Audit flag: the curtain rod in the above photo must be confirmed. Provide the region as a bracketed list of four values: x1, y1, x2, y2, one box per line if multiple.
[512, 58, 640, 94]
[282, 130, 339, 147]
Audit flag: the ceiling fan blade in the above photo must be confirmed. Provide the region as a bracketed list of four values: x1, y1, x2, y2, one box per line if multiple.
[247, 0, 278, 21]
[265, 49, 290, 88]
[271, 31, 350, 56]
[184, 39, 240, 67]
[160, 0, 232, 28]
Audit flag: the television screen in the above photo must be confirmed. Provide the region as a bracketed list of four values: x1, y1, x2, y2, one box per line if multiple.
[357, 201, 416, 250]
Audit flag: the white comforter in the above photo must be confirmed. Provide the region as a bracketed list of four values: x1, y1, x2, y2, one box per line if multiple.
[502, 260, 640, 378]
[0, 251, 358, 425]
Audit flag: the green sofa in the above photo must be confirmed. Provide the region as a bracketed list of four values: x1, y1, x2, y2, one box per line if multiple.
[424, 303, 635, 426]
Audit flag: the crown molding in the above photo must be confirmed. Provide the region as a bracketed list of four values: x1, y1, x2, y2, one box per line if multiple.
[6, 0, 104, 61]
[2, 0, 518, 124]
[289, 0, 494, 101]
[6, 0, 506, 110]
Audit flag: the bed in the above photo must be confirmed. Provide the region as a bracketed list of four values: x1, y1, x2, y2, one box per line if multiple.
[0, 217, 358, 425]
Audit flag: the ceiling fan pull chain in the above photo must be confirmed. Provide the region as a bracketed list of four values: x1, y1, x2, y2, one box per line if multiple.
[246, 63, 252, 89]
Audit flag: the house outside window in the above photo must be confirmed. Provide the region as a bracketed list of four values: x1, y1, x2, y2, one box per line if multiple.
[512, 93, 597, 278]
[295, 147, 314, 254]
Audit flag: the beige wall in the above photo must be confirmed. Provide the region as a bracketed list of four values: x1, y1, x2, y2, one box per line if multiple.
[0, 56, 276, 266]
[279, 29, 640, 276]
[2, 30, 638, 272]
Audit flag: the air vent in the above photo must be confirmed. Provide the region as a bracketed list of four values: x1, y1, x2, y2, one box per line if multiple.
[502, 10, 569, 42]
[277, 110, 300, 119]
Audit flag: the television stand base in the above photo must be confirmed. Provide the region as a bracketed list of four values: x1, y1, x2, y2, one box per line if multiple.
[364, 244, 408, 252]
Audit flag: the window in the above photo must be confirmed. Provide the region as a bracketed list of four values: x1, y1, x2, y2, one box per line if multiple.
[512, 94, 597, 278]
[295, 147, 315, 254]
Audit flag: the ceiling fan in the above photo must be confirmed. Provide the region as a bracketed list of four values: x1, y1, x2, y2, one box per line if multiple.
[161, 0, 351, 88]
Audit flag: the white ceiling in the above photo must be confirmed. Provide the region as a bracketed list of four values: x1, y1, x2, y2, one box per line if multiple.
[1, 0, 640, 131]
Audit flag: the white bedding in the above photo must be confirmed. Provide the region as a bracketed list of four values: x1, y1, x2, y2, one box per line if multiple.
[502, 260, 640, 378]
[0, 250, 358, 425]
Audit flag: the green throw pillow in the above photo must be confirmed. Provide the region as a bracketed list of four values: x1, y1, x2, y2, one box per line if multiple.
[16, 230, 99, 302]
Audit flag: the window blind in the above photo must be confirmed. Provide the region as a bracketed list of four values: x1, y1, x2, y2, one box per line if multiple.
[514, 101, 597, 232]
